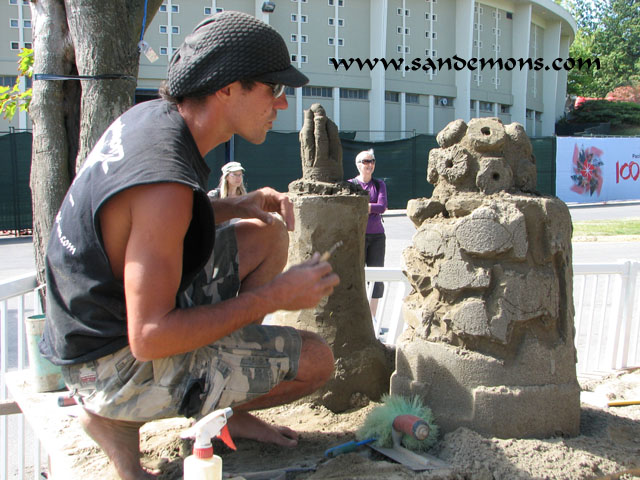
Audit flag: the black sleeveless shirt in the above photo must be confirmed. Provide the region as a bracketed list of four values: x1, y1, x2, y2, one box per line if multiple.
[40, 99, 215, 365]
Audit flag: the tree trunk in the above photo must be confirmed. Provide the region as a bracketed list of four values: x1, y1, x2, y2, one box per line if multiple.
[29, 0, 76, 291]
[29, 0, 162, 298]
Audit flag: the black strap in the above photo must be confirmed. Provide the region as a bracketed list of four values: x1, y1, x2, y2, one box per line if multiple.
[34, 73, 136, 81]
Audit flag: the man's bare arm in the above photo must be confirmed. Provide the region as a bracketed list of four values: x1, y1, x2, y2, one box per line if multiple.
[211, 187, 295, 230]
[118, 183, 335, 361]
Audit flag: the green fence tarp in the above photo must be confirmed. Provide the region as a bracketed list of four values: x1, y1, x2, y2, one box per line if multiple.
[2, 131, 557, 229]
[206, 132, 554, 209]
[0, 131, 32, 231]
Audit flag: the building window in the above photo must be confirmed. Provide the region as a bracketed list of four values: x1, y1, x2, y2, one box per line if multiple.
[302, 35, 308, 43]
[474, 23, 483, 31]
[396, 45, 410, 53]
[10, 41, 20, 50]
[9, 19, 18, 28]
[160, 47, 168, 55]
[291, 54, 297, 61]
[23, 19, 31, 28]
[406, 93, 419, 104]
[474, 5, 484, 14]
[301, 15, 308, 22]
[493, 76, 502, 86]
[292, 34, 298, 42]
[425, 49, 437, 57]
[340, 88, 368, 100]
[492, 28, 502, 36]
[492, 44, 501, 53]
[473, 73, 483, 83]
[0, 76, 17, 87]
[397, 8, 410, 16]
[205, 7, 223, 14]
[506, 12, 513, 19]
[328, 0, 344, 5]
[385, 91, 399, 102]
[436, 96, 453, 107]
[493, 11, 501, 19]
[473, 40, 483, 48]
[301, 55, 308, 63]
[303, 86, 332, 97]
[480, 101, 493, 112]
[500, 104, 510, 114]
[285, 86, 295, 96]
[159, 25, 167, 33]
[291, 14, 297, 22]
[171, 26, 180, 34]
[526, 109, 533, 119]
[426, 13, 437, 21]
[160, 4, 166, 11]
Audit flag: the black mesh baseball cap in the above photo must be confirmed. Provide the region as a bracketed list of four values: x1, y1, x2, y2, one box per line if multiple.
[167, 11, 309, 98]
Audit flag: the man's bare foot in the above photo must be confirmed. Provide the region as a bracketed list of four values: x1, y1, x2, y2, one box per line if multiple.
[79, 408, 155, 480]
[227, 411, 298, 447]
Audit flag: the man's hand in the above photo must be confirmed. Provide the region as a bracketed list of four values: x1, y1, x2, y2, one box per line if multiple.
[214, 187, 295, 230]
[261, 253, 340, 312]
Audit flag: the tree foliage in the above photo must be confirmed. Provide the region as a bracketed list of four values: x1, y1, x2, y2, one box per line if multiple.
[569, 100, 640, 126]
[0, 48, 33, 120]
[563, 0, 640, 97]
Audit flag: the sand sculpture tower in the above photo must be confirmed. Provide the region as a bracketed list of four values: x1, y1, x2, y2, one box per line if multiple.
[275, 104, 393, 412]
[391, 118, 581, 438]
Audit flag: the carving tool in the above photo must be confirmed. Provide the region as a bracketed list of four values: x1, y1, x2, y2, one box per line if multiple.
[319, 240, 343, 262]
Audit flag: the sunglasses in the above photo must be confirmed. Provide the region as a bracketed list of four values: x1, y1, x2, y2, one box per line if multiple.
[359, 159, 376, 165]
[262, 82, 286, 98]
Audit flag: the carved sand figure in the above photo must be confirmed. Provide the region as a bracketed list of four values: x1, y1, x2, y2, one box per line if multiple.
[391, 117, 581, 438]
[276, 104, 393, 412]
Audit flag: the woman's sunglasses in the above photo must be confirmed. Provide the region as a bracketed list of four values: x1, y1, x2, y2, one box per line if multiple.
[359, 159, 376, 165]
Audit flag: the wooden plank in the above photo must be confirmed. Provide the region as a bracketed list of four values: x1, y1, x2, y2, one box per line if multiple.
[4, 370, 110, 480]
[0, 399, 22, 416]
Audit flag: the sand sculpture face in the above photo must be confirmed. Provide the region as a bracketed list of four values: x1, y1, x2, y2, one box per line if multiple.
[393, 118, 580, 438]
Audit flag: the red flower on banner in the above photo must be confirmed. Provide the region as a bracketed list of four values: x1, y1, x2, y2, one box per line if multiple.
[570, 144, 604, 196]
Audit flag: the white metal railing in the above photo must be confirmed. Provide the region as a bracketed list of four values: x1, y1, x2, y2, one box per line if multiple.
[573, 261, 640, 376]
[1, 263, 638, 478]
[0, 272, 42, 480]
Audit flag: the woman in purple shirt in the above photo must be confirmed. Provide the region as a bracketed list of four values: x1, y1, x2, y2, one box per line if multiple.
[349, 148, 388, 319]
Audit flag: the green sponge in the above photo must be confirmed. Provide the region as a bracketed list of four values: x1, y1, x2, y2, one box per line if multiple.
[356, 394, 439, 451]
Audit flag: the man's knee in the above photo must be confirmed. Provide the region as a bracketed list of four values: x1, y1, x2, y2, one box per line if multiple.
[298, 331, 335, 387]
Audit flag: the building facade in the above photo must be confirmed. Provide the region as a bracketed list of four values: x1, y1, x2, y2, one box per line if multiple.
[1, 0, 575, 139]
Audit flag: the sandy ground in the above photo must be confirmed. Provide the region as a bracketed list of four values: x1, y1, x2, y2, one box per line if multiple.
[63, 368, 640, 480]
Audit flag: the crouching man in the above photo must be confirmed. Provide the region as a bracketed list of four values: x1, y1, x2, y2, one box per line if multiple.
[40, 11, 339, 480]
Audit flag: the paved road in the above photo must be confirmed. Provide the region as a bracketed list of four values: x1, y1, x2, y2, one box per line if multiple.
[1, 202, 639, 280]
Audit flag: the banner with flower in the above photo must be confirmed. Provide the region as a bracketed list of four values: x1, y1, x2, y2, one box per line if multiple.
[556, 137, 640, 204]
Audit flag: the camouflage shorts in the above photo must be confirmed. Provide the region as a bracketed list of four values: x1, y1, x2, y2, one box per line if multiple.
[62, 224, 302, 422]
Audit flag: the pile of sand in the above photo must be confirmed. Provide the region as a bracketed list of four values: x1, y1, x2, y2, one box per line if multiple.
[110, 368, 640, 480]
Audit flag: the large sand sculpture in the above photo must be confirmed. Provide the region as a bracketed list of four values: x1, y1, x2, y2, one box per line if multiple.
[275, 104, 393, 413]
[391, 118, 581, 438]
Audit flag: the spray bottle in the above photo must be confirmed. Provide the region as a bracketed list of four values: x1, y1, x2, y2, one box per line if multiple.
[181, 407, 236, 480]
